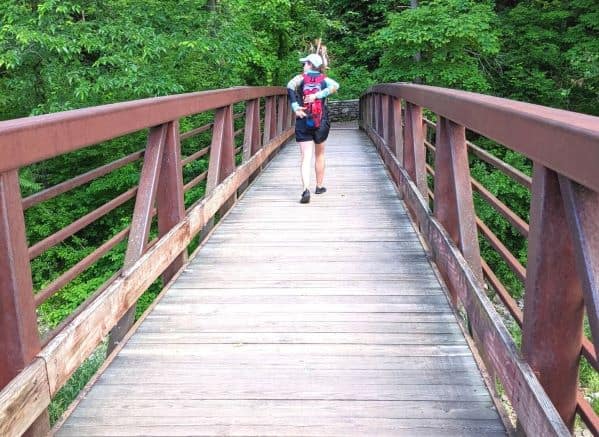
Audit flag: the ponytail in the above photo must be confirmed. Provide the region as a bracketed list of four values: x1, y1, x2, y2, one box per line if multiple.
[309, 38, 329, 72]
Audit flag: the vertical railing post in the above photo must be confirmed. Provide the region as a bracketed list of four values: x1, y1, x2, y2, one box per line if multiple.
[286, 95, 294, 129]
[403, 102, 428, 202]
[367, 95, 372, 129]
[372, 94, 378, 135]
[0, 170, 50, 436]
[381, 94, 390, 146]
[370, 94, 376, 132]
[433, 116, 483, 302]
[263, 96, 276, 146]
[207, 105, 235, 193]
[521, 164, 584, 431]
[109, 124, 168, 353]
[362, 96, 368, 129]
[376, 94, 384, 138]
[157, 120, 187, 283]
[277, 95, 286, 135]
[198, 105, 235, 242]
[391, 98, 404, 164]
[243, 99, 262, 162]
[240, 99, 262, 192]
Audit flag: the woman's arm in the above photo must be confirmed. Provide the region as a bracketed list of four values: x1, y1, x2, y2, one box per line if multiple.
[287, 74, 304, 112]
[315, 77, 339, 99]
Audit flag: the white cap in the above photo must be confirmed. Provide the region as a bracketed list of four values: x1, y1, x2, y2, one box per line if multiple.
[299, 53, 323, 68]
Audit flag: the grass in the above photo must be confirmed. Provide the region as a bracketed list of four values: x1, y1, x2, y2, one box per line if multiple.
[49, 341, 107, 425]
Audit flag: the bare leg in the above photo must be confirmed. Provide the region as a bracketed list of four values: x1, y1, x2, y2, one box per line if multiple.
[299, 141, 314, 190]
[315, 142, 326, 187]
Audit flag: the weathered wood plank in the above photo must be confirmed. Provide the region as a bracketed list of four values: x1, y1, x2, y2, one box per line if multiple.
[156, 294, 449, 305]
[116, 344, 474, 360]
[125, 332, 466, 345]
[148, 303, 454, 315]
[63, 416, 505, 430]
[97, 368, 477, 381]
[137, 319, 462, 333]
[77, 383, 494, 402]
[108, 355, 479, 371]
[69, 399, 498, 419]
[58, 423, 506, 437]
[165, 286, 445, 295]
[170, 277, 444, 288]
[0, 359, 50, 437]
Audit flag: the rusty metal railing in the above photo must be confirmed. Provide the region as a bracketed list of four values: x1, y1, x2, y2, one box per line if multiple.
[0, 87, 294, 436]
[360, 84, 599, 436]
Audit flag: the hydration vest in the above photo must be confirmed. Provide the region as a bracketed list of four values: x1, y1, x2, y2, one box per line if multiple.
[302, 73, 326, 128]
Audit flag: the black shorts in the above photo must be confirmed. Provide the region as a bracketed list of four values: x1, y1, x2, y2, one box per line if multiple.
[295, 116, 330, 144]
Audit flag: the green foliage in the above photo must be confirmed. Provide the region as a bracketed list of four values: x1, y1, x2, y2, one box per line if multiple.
[492, 0, 598, 114]
[369, 0, 500, 91]
[0, 0, 333, 120]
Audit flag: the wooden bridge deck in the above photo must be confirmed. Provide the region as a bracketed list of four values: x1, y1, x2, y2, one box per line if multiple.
[57, 127, 506, 436]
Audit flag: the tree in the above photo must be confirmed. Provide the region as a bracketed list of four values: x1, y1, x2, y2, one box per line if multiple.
[368, 0, 500, 92]
[492, 0, 598, 114]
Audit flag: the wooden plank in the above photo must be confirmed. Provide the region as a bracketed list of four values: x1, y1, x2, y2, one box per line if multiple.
[156, 294, 449, 305]
[117, 343, 473, 357]
[171, 277, 444, 287]
[63, 416, 505, 430]
[139, 314, 461, 328]
[172, 275, 445, 284]
[194, 251, 431, 262]
[95, 373, 483, 387]
[98, 366, 476, 379]
[58, 423, 506, 437]
[181, 257, 442, 269]
[125, 332, 466, 345]
[0, 359, 51, 437]
[108, 355, 479, 371]
[142, 312, 459, 324]
[138, 317, 460, 329]
[147, 303, 454, 315]
[69, 399, 498, 419]
[77, 383, 494, 402]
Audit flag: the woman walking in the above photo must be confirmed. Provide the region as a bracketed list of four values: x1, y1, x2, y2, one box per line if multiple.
[287, 51, 339, 204]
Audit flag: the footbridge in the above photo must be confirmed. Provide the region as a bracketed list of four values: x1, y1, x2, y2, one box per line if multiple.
[1, 84, 598, 436]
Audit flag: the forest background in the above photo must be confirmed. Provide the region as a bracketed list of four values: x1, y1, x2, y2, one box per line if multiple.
[1, 0, 598, 424]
